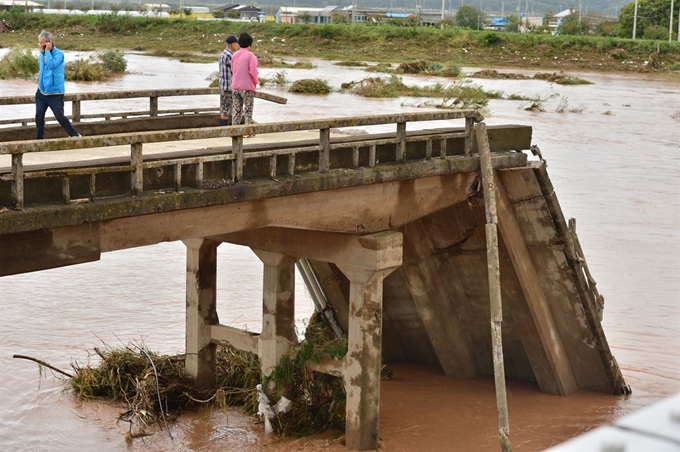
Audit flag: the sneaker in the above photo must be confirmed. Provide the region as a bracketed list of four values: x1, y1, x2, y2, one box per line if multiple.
[72, 133, 82, 138]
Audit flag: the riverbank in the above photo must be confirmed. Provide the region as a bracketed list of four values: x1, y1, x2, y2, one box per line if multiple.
[1, 14, 679, 75]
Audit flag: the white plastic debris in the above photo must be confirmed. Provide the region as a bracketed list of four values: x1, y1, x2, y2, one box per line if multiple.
[274, 396, 292, 415]
[256, 384, 276, 435]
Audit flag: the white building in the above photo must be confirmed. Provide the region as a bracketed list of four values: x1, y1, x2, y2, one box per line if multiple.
[1, 0, 43, 10]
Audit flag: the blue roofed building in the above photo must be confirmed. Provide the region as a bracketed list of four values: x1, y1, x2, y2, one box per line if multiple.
[487, 17, 509, 30]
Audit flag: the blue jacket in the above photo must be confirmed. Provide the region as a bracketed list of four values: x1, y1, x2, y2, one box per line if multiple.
[38, 46, 66, 95]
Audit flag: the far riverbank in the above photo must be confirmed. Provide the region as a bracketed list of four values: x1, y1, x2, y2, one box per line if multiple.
[1, 13, 680, 75]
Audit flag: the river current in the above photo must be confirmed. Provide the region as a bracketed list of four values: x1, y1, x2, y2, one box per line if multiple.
[0, 50, 678, 451]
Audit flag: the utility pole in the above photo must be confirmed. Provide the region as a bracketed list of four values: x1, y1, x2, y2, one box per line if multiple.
[670, 0, 675, 43]
[525, 0, 528, 29]
[441, 0, 445, 24]
[632, 0, 638, 39]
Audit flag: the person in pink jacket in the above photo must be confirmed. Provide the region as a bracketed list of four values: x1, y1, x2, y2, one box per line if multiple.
[231, 32, 259, 135]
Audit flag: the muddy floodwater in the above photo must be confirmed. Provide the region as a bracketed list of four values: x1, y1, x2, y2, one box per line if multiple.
[0, 51, 678, 452]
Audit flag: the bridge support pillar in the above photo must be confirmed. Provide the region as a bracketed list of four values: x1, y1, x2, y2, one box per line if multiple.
[211, 228, 403, 450]
[337, 263, 398, 451]
[183, 238, 219, 389]
[252, 250, 298, 377]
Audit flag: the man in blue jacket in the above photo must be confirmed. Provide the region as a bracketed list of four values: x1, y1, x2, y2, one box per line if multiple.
[36, 30, 80, 139]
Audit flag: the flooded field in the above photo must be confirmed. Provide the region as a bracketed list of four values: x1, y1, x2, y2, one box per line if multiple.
[0, 51, 678, 451]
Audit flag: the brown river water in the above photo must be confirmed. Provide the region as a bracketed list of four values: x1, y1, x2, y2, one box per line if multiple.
[0, 51, 678, 452]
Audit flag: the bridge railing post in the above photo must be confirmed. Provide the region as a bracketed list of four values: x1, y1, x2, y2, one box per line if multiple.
[319, 127, 330, 172]
[62, 177, 70, 204]
[11, 153, 24, 211]
[396, 121, 406, 162]
[131, 143, 143, 196]
[287, 152, 296, 176]
[89, 173, 96, 202]
[232, 136, 244, 182]
[150, 96, 158, 117]
[71, 100, 81, 123]
[175, 163, 182, 191]
[464, 116, 474, 156]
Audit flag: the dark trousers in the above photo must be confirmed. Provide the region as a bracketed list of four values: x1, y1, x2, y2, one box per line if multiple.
[35, 90, 80, 139]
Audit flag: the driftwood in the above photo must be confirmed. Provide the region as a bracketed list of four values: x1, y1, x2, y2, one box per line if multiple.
[12, 354, 75, 378]
[255, 91, 287, 105]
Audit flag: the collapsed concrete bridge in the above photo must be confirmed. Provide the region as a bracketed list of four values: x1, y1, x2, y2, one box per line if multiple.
[0, 103, 629, 450]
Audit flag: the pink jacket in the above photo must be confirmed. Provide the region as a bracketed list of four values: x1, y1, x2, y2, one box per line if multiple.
[231, 48, 259, 92]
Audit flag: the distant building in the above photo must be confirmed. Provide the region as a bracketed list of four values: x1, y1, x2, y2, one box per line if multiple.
[274, 5, 453, 25]
[141, 3, 170, 13]
[215, 4, 262, 21]
[385, 12, 411, 19]
[487, 17, 509, 31]
[549, 9, 573, 34]
[276, 6, 339, 24]
[1, 0, 43, 10]
[34, 8, 84, 14]
[184, 6, 209, 14]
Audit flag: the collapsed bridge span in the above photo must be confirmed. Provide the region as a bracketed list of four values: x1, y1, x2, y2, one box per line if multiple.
[0, 106, 628, 450]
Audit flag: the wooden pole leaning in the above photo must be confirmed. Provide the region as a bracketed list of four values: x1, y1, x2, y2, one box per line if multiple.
[476, 122, 513, 452]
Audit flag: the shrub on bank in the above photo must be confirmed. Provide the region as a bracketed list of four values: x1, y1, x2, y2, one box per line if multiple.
[99, 49, 127, 73]
[65, 51, 127, 81]
[0, 48, 38, 79]
[289, 78, 332, 94]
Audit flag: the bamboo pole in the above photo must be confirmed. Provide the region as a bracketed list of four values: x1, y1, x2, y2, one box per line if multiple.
[476, 122, 513, 452]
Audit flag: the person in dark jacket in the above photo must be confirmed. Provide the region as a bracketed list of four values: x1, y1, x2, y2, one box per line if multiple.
[218, 35, 240, 126]
[35, 30, 80, 139]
